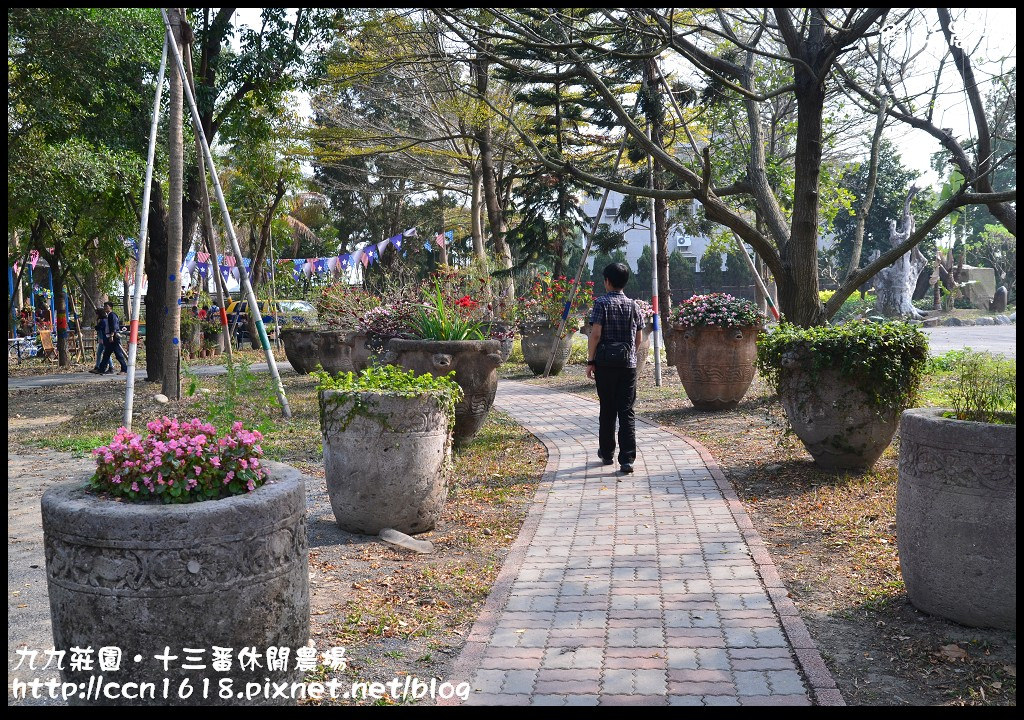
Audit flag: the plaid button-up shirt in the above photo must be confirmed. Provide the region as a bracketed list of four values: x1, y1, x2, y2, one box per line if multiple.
[590, 290, 642, 368]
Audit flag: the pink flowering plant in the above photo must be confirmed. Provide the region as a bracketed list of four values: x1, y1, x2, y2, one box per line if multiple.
[88, 417, 267, 503]
[634, 299, 655, 324]
[671, 293, 765, 329]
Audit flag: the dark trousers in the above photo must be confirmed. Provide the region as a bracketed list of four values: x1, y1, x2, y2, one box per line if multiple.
[595, 365, 637, 464]
[99, 337, 128, 372]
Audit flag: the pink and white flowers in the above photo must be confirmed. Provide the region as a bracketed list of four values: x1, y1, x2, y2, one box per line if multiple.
[89, 417, 266, 503]
[671, 293, 764, 329]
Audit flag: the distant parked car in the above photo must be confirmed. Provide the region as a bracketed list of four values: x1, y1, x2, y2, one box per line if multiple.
[227, 300, 317, 343]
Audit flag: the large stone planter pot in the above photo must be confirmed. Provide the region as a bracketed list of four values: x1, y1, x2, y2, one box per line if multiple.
[382, 339, 501, 447]
[637, 322, 654, 364]
[41, 462, 309, 706]
[320, 389, 451, 534]
[669, 325, 759, 410]
[520, 322, 576, 376]
[487, 322, 516, 363]
[280, 327, 357, 375]
[349, 332, 374, 372]
[775, 349, 899, 470]
[897, 408, 1016, 630]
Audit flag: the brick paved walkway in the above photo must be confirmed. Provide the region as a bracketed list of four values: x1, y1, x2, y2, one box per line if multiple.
[448, 381, 842, 706]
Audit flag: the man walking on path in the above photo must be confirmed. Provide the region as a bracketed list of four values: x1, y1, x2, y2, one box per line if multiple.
[586, 262, 643, 474]
[97, 300, 128, 374]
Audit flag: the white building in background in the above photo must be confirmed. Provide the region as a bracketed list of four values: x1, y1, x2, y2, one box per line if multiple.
[581, 191, 727, 273]
[581, 190, 837, 273]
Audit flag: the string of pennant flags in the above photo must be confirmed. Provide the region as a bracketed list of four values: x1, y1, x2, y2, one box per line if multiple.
[130, 227, 458, 284]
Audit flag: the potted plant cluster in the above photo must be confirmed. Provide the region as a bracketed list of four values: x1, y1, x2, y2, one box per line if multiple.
[382, 278, 502, 447]
[757, 320, 929, 470]
[669, 293, 765, 409]
[41, 417, 309, 705]
[417, 264, 519, 360]
[897, 349, 1016, 630]
[282, 284, 382, 375]
[315, 365, 462, 535]
[518, 272, 594, 376]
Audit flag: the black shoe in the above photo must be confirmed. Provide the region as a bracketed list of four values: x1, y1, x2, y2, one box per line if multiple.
[620, 463, 634, 474]
[598, 452, 614, 466]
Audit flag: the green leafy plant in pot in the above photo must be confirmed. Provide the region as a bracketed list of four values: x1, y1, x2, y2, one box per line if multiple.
[384, 280, 501, 446]
[757, 320, 929, 470]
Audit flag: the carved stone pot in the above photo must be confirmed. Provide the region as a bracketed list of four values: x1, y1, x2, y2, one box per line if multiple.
[348, 332, 374, 372]
[486, 322, 516, 363]
[669, 325, 759, 410]
[637, 322, 655, 364]
[775, 348, 900, 470]
[520, 322, 576, 376]
[382, 339, 502, 447]
[281, 328, 360, 375]
[320, 390, 451, 534]
[897, 408, 1016, 630]
[41, 462, 309, 705]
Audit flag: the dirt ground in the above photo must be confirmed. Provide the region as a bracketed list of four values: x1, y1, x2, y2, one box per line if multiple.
[500, 357, 1016, 707]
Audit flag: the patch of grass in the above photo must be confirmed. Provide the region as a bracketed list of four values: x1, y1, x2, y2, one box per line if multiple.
[28, 431, 109, 457]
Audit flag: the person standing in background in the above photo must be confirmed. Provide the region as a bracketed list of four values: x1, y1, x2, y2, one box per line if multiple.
[89, 307, 113, 374]
[97, 300, 128, 374]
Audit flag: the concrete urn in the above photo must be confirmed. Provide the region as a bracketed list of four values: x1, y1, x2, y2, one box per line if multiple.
[897, 408, 1016, 630]
[281, 329, 375, 376]
[40, 462, 310, 705]
[670, 325, 760, 410]
[319, 389, 452, 535]
[381, 339, 502, 447]
[520, 322, 576, 376]
[775, 350, 901, 470]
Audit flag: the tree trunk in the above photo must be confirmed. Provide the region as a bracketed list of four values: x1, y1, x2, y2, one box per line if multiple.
[875, 188, 928, 319]
[83, 242, 105, 311]
[437, 186, 449, 267]
[782, 64, 828, 327]
[643, 55, 673, 337]
[145, 179, 168, 383]
[472, 51, 515, 299]
[52, 247, 69, 367]
[470, 167, 486, 266]
[163, 7, 186, 399]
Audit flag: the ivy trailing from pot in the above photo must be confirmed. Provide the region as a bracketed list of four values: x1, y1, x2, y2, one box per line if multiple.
[313, 364, 464, 435]
[756, 320, 929, 412]
[756, 320, 929, 470]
